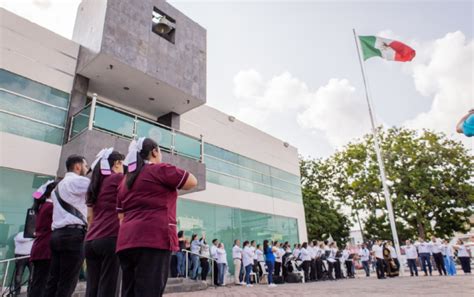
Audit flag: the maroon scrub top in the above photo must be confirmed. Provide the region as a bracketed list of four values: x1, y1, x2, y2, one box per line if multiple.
[30, 201, 53, 261]
[86, 173, 124, 242]
[116, 163, 189, 253]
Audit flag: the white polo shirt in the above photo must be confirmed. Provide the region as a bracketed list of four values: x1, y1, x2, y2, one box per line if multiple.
[256, 249, 264, 262]
[457, 245, 469, 257]
[210, 245, 218, 260]
[51, 172, 90, 230]
[431, 241, 442, 254]
[405, 245, 418, 259]
[232, 245, 242, 260]
[359, 248, 370, 261]
[242, 246, 254, 267]
[417, 242, 432, 254]
[372, 244, 383, 259]
[217, 247, 227, 264]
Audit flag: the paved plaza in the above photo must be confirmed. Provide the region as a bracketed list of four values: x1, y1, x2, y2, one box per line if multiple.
[167, 274, 474, 297]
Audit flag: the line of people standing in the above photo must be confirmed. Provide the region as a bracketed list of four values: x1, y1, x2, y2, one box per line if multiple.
[24, 137, 197, 297]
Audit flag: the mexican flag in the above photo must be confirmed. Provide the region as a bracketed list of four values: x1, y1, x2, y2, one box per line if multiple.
[359, 36, 416, 62]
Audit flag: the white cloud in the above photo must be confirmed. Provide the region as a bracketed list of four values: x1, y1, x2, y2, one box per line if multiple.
[297, 78, 371, 147]
[403, 31, 474, 148]
[233, 70, 371, 148]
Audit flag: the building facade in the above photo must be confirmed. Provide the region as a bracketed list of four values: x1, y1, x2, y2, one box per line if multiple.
[0, 0, 307, 274]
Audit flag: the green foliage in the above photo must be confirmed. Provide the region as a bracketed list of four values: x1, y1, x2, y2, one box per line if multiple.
[300, 158, 351, 245]
[303, 127, 474, 242]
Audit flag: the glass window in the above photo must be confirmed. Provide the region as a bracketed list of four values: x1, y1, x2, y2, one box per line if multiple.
[0, 167, 53, 284]
[0, 112, 64, 144]
[0, 90, 67, 127]
[174, 133, 201, 160]
[70, 106, 90, 138]
[206, 170, 239, 189]
[0, 69, 69, 108]
[93, 105, 134, 138]
[135, 120, 173, 151]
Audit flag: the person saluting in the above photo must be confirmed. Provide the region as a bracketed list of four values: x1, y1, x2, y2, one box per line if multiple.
[116, 137, 197, 297]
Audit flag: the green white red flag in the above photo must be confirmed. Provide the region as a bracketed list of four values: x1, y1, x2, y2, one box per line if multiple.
[358, 36, 416, 62]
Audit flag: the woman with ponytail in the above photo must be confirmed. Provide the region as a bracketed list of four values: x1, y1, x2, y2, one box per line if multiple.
[117, 137, 197, 297]
[28, 180, 57, 297]
[85, 148, 124, 297]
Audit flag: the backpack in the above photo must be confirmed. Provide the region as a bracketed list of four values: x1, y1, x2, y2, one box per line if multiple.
[285, 272, 303, 283]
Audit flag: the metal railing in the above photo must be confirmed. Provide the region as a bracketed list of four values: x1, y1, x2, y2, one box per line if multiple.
[182, 249, 216, 286]
[68, 94, 204, 162]
[0, 255, 30, 295]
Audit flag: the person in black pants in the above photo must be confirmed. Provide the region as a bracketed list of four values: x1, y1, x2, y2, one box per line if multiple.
[85, 149, 124, 297]
[45, 155, 90, 297]
[210, 239, 219, 285]
[430, 237, 447, 276]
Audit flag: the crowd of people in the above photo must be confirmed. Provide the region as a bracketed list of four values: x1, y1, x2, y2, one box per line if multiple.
[169, 235, 472, 287]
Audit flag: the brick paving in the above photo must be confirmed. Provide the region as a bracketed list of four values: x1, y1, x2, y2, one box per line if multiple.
[166, 274, 474, 297]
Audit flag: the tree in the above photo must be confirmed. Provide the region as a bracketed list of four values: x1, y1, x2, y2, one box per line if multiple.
[300, 158, 351, 244]
[333, 127, 474, 240]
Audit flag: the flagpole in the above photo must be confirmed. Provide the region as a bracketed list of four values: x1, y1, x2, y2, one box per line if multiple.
[352, 28, 404, 275]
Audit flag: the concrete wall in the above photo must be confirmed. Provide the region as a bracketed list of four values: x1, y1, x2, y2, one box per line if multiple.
[0, 8, 79, 93]
[58, 129, 206, 193]
[180, 105, 301, 176]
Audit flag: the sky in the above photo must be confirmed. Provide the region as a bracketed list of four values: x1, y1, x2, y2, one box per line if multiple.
[1, 0, 473, 158]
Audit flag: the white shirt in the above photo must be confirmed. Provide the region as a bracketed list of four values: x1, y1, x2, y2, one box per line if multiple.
[217, 247, 227, 264]
[51, 172, 90, 230]
[293, 248, 301, 259]
[359, 248, 370, 261]
[210, 245, 218, 260]
[14, 232, 33, 255]
[300, 247, 311, 261]
[275, 248, 284, 263]
[342, 249, 351, 262]
[444, 244, 454, 257]
[431, 241, 442, 254]
[416, 242, 432, 254]
[256, 249, 264, 262]
[405, 245, 418, 259]
[457, 245, 469, 257]
[191, 239, 201, 254]
[372, 244, 383, 259]
[242, 246, 254, 267]
[232, 245, 242, 259]
[251, 246, 257, 260]
[314, 246, 322, 258]
[308, 246, 315, 259]
[388, 246, 398, 258]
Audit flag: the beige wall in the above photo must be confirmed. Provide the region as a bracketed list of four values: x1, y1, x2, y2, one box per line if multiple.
[180, 105, 300, 176]
[0, 8, 79, 93]
[0, 132, 62, 176]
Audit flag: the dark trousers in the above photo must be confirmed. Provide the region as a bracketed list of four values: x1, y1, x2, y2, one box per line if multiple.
[459, 257, 471, 273]
[419, 253, 432, 275]
[376, 258, 385, 279]
[432, 253, 446, 275]
[118, 248, 171, 297]
[407, 259, 418, 276]
[274, 261, 281, 276]
[315, 259, 323, 280]
[362, 260, 370, 276]
[310, 260, 316, 280]
[345, 261, 354, 277]
[302, 260, 310, 281]
[28, 260, 51, 297]
[200, 258, 209, 281]
[85, 237, 120, 297]
[213, 259, 219, 285]
[335, 260, 343, 279]
[45, 228, 85, 297]
[13, 255, 31, 296]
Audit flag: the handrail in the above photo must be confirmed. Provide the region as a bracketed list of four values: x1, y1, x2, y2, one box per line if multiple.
[1, 255, 30, 294]
[181, 249, 216, 286]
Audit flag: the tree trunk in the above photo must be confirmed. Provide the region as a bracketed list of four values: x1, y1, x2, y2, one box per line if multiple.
[416, 217, 426, 240]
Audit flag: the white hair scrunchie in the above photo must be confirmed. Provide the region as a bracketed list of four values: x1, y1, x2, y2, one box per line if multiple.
[124, 137, 146, 172]
[32, 180, 55, 199]
[91, 147, 114, 175]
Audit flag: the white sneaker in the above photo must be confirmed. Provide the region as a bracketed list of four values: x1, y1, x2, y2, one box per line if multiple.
[246, 284, 254, 287]
[240, 281, 246, 285]
[269, 283, 277, 287]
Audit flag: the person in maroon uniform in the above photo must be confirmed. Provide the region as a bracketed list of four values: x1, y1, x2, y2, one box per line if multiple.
[28, 180, 57, 297]
[85, 148, 124, 297]
[117, 137, 197, 297]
